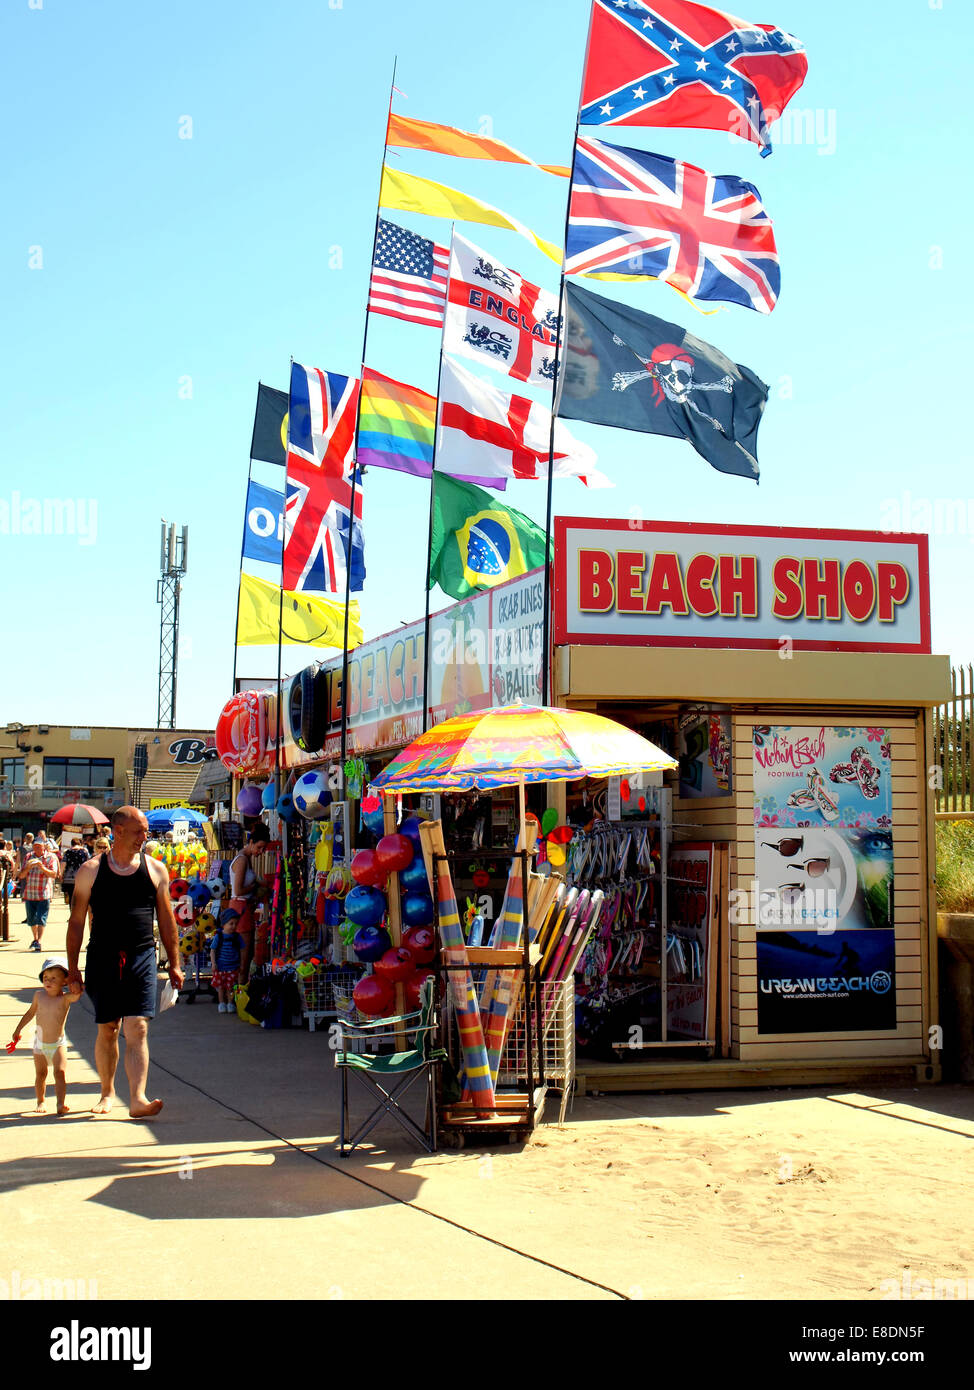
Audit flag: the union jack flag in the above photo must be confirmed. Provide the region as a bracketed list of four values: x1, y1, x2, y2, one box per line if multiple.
[284, 466, 365, 595]
[284, 363, 364, 593]
[286, 363, 358, 481]
[566, 136, 779, 314]
[579, 0, 807, 157]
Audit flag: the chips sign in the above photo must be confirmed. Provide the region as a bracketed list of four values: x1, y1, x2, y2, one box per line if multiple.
[554, 519, 930, 653]
[149, 800, 206, 813]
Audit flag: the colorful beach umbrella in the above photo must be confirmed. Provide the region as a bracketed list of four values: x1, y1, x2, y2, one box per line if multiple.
[373, 703, 676, 793]
[372, 702, 677, 842]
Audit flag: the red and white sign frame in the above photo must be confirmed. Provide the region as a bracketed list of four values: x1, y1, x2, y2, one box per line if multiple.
[553, 518, 931, 654]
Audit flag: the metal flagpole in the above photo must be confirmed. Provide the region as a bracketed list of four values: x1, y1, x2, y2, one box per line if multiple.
[276, 363, 292, 803]
[540, 122, 580, 707]
[540, 5, 595, 708]
[421, 222, 455, 734]
[231, 453, 254, 697]
[339, 56, 399, 796]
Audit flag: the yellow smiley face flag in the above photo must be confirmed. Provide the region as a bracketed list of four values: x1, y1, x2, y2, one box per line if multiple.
[237, 571, 362, 648]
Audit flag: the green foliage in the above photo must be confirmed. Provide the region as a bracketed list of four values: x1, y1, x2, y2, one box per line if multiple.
[935, 819, 974, 913]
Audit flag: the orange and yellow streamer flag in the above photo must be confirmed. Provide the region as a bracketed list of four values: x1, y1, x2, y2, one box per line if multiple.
[380, 164, 561, 265]
[387, 113, 570, 178]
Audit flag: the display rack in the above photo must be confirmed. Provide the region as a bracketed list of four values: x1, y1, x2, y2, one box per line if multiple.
[570, 789, 717, 1053]
[498, 976, 575, 1124]
[296, 967, 361, 1032]
[431, 846, 546, 1145]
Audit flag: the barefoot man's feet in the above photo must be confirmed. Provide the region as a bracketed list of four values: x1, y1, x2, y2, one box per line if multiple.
[92, 1094, 114, 1115]
[58, 1104, 71, 1116]
[33, 1103, 47, 1115]
[129, 1098, 164, 1119]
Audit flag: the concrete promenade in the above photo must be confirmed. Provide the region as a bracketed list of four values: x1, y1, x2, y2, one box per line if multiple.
[2, 897, 974, 1305]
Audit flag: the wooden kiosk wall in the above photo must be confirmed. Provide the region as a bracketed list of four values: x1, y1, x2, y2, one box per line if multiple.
[668, 708, 931, 1063]
[724, 709, 931, 1064]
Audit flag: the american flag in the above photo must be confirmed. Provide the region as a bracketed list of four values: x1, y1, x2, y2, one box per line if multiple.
[368, 218, 448, 327]
[284, 363, 365, 593]
[566, 136, 779, 314]
[579, 0, 808, 157]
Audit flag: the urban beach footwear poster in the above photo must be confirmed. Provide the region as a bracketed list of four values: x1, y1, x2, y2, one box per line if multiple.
[752, 725, 897, 1034]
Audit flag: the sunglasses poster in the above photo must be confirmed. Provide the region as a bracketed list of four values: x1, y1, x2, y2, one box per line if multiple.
[752, 726, 894, 934]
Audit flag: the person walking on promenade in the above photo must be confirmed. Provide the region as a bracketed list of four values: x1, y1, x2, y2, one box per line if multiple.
[18, 840, 59, 951]
[229, 823, 269, 986]
[61, 839, 90, 908]
[66, 806, 183, 1118]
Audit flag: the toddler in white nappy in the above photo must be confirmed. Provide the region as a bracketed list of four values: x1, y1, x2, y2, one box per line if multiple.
[9, 957, 82, 1115]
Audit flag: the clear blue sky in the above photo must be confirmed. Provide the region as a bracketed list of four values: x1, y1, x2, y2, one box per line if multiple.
[2, 0, 971, 730]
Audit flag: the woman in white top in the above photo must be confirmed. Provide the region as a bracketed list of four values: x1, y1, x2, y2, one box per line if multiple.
[229, 823, 269, 984]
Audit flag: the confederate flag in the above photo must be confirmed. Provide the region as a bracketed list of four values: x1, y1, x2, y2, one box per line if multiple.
[579, 0, 807, 157]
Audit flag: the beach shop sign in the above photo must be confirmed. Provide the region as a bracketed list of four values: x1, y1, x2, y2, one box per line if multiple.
[553, 519, 930, 653]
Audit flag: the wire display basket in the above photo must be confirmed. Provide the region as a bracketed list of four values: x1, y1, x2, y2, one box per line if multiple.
[296, 969, 361, 1032]
[498, 978, 576, 1120]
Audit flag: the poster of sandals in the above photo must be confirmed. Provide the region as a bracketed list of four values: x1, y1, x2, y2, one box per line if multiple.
[752, 725, 897, 1034]
[752, 725, 894, 933]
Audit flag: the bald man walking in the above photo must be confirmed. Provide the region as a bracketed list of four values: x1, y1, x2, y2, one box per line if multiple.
[67, 806, 183, 1117]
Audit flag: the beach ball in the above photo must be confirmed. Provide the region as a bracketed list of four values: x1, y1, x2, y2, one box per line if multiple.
[374, 947, 416, 983]
[261, 781, 277, 810]
[344, 885, 387, 929]
[352, 925, 391, 963]
[293, 770, 333, 820]
[276, 792, 298, 823]
[236, 784, 263, 817]
[399, 854, 429, 891]
[375, 833, 414, 876]
[398, 815, 423, 845]
[207, 877, 226, 900]
[350, 848, 385, 888]
[404, 970, 435, 1013]
[401, 888, 435, 929]
[361, 795, 386, 837]
[169, 878, 190, 901]
[353, 975, 395, 1017]
[188, 882, 212, 911]
[401, 925, 436, 965]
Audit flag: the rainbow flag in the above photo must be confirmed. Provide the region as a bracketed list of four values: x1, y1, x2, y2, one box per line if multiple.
[357, 368, 507, 489]
[358, 369, 436, 478]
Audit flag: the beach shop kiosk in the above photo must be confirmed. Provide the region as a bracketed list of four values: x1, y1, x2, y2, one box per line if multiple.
[551, 518, 950, 1093]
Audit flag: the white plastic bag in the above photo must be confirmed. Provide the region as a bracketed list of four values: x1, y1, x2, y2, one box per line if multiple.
[159, 980, 179, 1013]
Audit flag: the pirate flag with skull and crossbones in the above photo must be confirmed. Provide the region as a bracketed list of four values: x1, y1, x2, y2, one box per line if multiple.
[557, 283, 769, 481]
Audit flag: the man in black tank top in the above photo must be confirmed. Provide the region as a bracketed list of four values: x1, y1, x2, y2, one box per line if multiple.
[67, 806, 183, 1118]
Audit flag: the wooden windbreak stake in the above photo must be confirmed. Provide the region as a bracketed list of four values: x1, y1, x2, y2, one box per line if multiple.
[382, 794, 406, 1048]
[419, 818, 495, 1113]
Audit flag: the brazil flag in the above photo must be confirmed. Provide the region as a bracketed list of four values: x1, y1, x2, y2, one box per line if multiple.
[429, 474, 550, 600]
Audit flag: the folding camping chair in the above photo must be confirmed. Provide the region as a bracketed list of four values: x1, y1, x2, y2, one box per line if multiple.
[335, 978, 447, 1156]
